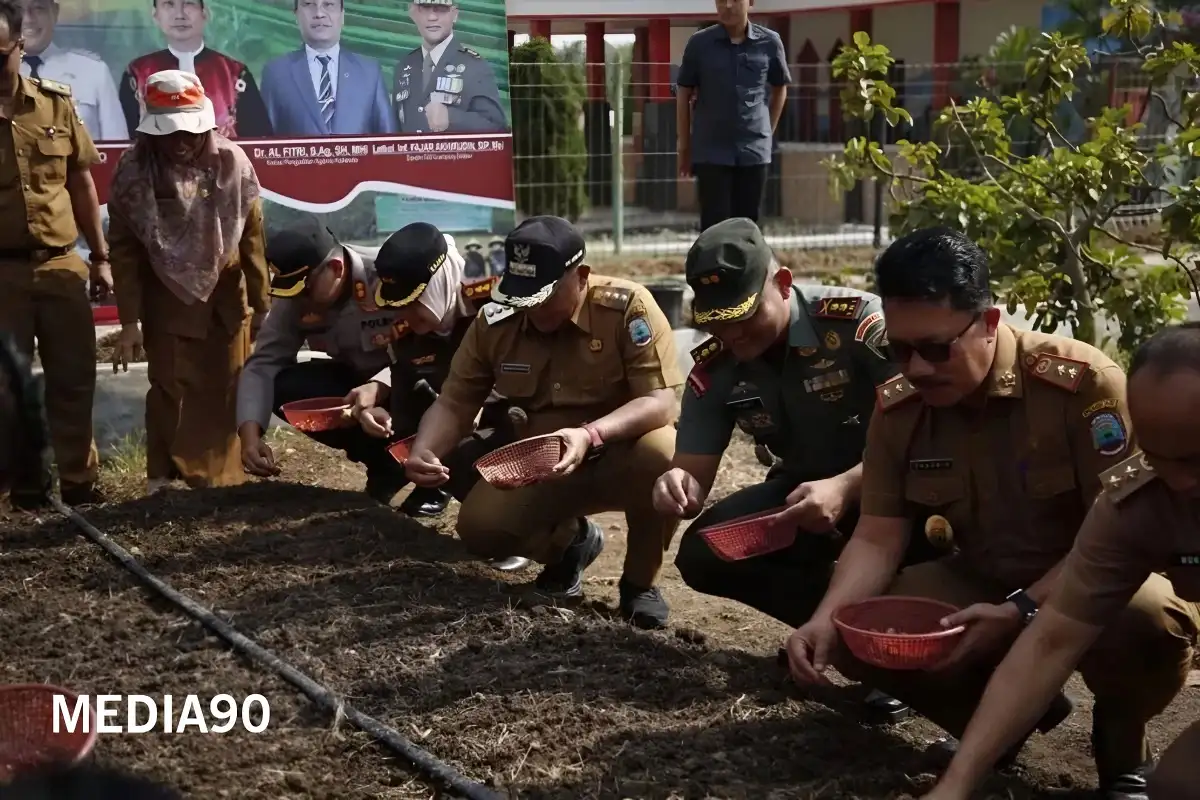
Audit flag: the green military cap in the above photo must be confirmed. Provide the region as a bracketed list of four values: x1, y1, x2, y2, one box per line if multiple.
[686, 217, 772, 326]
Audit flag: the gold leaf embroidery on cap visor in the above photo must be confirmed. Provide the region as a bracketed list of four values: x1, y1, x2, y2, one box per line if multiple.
[692, 292, 758, 325]
[376, 280, 428, 308]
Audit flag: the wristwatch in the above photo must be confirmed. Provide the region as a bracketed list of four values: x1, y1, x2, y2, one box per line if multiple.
[1005, 588, 1039, 625]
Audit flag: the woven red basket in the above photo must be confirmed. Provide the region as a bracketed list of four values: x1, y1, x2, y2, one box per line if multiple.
[0, 685, 97, 781]
[834, 596, 964, 670]
[697, 506, 794, 561]
[474, 434, 564, 489]
[387, 435, 418, 465]
[279, 397, 355, 433]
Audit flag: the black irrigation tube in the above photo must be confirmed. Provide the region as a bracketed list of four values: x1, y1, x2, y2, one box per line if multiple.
[49, 498, 502, 800]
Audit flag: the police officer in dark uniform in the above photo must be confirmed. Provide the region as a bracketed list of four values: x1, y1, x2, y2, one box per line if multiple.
[393, 0, 507, 134]
[235, 217, 447, 515]
[354, 221, 528, 571]
[652, 218, 934, 718]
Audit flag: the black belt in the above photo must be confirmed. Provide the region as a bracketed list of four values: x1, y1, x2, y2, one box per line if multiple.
[0, 246, 71, 262]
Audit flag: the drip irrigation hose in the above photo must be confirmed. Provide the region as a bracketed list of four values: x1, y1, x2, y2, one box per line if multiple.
[49, 497, 502, 800]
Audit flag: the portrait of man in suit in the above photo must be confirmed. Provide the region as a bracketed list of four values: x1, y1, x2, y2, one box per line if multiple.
[119, 0, 272, 139]
[260, 0, 395, 136]
[394, 0, 508, 134]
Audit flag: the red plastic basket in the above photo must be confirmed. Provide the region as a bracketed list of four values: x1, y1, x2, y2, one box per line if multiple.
[387, 435, 418, 464]
[474, 434, 565, 489]
[834, 596, 965, 670]
[0, 685, 97, 780]
[279, 397, 356, 433]
[697, 506, 794, 561]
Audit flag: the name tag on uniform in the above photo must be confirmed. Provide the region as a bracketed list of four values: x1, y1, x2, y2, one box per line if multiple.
[910, 459, 953, 471]
[725, 395, 764, 412]
[500, 363, 530, 373]
[1170, 554, 1200, 566]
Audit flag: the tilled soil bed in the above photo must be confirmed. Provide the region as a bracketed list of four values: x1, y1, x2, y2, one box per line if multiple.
[2, 430, 1198, 798]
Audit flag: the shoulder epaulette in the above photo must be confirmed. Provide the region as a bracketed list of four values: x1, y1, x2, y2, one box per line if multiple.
[481, 303, 515, 325]
[589, 285, 632, 311]
[461, 276, 496, 301]
[32, 78, 71, 97]
[690, 337, 723, 367]
[811, 296, 863, 321]
[460, 45, 482, 58]
[1101, 452, 1157, 504]
[875, 374, 918, 412]
[1025, 351, 1088, 393]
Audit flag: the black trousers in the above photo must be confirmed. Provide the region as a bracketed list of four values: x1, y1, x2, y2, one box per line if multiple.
[272, 360, 404, 481]
[694, 163, 770, 231]
[674, 473, 941, 628]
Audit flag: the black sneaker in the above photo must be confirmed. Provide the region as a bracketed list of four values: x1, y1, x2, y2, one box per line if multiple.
[618, 578, 669, 629]
[535, 518, 604, 597]
[399, 486, 449, 517]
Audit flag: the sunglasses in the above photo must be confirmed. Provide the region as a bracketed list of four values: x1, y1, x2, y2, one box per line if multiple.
[886, 313, 981, 364]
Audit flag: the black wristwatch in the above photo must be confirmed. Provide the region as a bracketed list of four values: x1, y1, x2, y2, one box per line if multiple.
[1005, 589, 1039, 625]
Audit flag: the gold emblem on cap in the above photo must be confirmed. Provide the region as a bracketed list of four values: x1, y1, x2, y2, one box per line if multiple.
[925, 515, 953, 548]
[698, 274, 720, 285]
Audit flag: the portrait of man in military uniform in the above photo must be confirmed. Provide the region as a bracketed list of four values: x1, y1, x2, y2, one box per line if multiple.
[118, 0, 272, 139]
[394, 0, 508, 134]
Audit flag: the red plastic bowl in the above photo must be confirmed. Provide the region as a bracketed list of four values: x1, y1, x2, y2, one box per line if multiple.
[0, 684, 98, 780]
[834, 596, 964, 670]
[279, 397, 355, 433]
[387, 435, 418, 464]
[697, 506, 794, 561]
[474, 434, 564, 489]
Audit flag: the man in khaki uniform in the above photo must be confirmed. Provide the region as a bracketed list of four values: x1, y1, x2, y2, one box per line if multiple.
[919, 322, 1200, 800]
[404, 215, 683, 628]
[0, 0, 110, 506]
[785, 227, 1196, 799]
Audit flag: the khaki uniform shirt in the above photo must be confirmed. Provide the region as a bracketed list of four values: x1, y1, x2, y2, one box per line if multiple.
[677, 286, 894, 478]
[0, 76, 99, 275]
[861, 324, 1133, 589]
[439, 275, 684, 436]
[236, 246, 398, 431]
[1050, 455, 1200, 626]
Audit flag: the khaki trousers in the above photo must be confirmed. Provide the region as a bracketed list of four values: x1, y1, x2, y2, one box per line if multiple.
[455, 425, 680, 588]
[0, 258, 99, 490]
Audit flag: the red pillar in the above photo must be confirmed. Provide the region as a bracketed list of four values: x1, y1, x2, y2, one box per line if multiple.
[932, 0, 960, 109]
[648, 18, 672, 101]
[585, 22, 606, 101]
[849, 7, 873, 39]
[529, 19, 551, 41]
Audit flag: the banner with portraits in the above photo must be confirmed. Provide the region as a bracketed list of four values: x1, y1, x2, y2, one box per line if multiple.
[29, 0, 515, 241]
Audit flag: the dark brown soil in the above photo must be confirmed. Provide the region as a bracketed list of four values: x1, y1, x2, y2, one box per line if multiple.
[2, 429, 1197, 798]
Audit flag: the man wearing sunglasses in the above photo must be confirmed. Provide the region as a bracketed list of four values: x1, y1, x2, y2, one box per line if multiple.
[653, 217, 934, 722]
[784, 227, 1194, 798]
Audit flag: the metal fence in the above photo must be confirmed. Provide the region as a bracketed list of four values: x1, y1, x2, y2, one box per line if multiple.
[508, 57, 1179, 259]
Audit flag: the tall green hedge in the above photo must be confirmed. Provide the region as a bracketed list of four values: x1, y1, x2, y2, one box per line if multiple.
[510, 38, 587, 222]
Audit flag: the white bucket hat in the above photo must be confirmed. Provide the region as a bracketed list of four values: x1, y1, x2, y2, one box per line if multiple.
[135, 70, 217, 136]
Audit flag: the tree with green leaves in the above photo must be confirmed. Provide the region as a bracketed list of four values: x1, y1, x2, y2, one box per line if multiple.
[826, 0, 1200, 354]
[509, 38, 588, 222]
